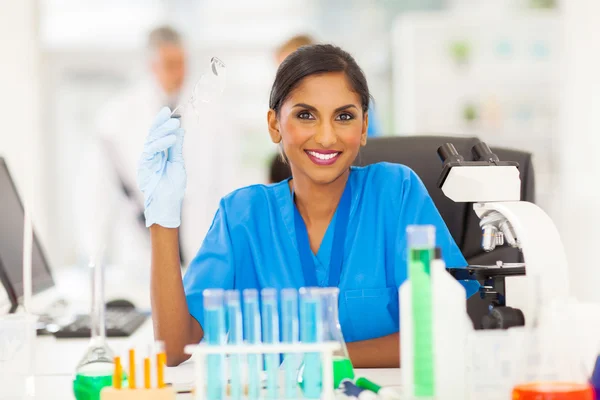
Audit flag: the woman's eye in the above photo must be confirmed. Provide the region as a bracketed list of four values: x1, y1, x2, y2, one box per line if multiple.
[297, 111, 314, 120]
[337, 113, 354, 121]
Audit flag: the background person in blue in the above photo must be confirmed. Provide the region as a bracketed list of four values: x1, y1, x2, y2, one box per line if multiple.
[137, 44, 475, 368]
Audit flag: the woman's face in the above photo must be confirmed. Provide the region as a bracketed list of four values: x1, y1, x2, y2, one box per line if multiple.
[268, 72, 368, 186]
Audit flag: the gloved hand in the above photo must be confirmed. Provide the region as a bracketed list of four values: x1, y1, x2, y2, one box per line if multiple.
[137, 107, 186, 228]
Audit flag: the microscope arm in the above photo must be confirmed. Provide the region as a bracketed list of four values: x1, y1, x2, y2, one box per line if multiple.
[474, 201, 570, 323]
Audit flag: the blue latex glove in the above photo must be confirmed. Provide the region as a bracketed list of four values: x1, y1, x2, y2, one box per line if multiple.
[137, 107, 186, 228]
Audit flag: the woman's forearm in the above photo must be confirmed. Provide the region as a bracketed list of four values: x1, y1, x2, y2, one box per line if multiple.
[346, 332, 400, 368]
[150, 225, 203, 366]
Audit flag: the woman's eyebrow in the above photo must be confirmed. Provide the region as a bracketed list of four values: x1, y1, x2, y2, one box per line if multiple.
[334, 104, 359, 112]
[292, 103, 318, 112]
[292, 103, 359, 112]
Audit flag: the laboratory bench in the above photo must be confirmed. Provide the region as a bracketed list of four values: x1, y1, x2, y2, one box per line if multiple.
[30, 318, 401, 399]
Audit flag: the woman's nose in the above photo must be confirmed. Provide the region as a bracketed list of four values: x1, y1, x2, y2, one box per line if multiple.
[314, 122, 338, 148]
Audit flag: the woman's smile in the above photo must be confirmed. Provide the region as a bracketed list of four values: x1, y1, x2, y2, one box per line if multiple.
[305, 149, 342, 166]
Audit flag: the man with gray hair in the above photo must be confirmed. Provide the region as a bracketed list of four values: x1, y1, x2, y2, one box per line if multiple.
[73, 25, 218, 278]
[147, 25, 186, 107]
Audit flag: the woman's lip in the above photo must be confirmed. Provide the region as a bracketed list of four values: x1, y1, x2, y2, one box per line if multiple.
[304, 149, 340, 154]
[305, 150, 342, 166]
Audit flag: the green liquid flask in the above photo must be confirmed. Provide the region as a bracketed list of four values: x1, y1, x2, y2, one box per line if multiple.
[73, 365, 114, 400]
[332, 356, 355, 388]
[73, 257, 118, 400]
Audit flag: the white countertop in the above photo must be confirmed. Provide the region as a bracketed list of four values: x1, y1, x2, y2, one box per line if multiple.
[2, 267, 401, 399]
[29, 319, 401, 399]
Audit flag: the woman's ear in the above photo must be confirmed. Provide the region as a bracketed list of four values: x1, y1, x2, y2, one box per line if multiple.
[361, 112, 368, 146]
[267, 109, 282, 144]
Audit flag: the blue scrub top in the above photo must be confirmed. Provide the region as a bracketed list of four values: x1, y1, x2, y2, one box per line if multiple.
[183, 162, 478, 343]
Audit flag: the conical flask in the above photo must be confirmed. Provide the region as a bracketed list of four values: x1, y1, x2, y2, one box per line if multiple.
[299, 287, 354, 390]
[73, 257, 117, 400]
[511, 296, 594, 400]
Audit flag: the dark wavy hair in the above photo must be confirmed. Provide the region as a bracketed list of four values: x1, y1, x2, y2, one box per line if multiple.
[269, 44, 371, 115]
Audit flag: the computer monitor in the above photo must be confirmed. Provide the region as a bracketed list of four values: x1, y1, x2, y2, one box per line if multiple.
[0, 257, 17, 312]
[0, 157, 54, 312]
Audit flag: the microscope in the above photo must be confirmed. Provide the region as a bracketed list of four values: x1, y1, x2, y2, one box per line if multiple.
[437, 142, 570, 329]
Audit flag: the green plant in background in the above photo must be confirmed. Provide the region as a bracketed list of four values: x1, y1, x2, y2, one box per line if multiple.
[529, 0, 556, 9]
[463, 104, 478, 123]
[450, 40, 471, 65]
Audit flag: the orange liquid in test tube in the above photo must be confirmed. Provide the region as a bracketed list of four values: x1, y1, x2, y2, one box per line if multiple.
[157, 352, 166, 388]
[144, 357, 151, 389]
[113, 356, 122, 389]
[129, 349, 136, 389]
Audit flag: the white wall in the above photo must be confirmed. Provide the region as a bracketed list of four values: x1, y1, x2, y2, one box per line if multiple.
[558, 0, 600, 303]
[0, 1, 48, 251]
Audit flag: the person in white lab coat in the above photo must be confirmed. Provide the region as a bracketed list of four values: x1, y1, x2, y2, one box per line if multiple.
[74, 26, 235, 270]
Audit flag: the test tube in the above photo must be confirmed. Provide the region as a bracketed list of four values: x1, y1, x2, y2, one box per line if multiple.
[144, 346, 151, 389]
[225, 290, 243, 400]
[128, 349, 136, 389]
[300, 287, 323, 399]
[281, 288, 299, 399]
[243, 289, 262, 400]
[406, 225, 435, 397]
[261, 289, 280, 399]
[113, 356, 122, 389]
[204, 289, 226, 400]
[155, 341, 166, 389]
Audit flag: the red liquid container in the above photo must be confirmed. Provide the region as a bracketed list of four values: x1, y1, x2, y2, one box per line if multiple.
[512, 382, 595, 400]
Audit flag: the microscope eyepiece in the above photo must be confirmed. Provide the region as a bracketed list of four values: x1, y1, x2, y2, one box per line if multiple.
[472, 142, 500, 163]
[437, 143, 464, 165]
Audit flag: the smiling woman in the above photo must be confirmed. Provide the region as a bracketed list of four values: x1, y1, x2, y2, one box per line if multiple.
[268, 45, 369, 189]
[139, 44, 474, 368]
[269, 72, 366, 181]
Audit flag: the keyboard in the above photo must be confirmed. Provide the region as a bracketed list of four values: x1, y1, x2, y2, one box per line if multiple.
[53, 308, 149, 338]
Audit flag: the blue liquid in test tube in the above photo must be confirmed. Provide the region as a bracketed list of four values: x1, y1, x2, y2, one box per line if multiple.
[281, 288, 299, 399]
[300, 287, 323, 399]
[243, 289, 262, 400]
[225, 290, 243, 400]
[261, 289, 280, 400]
[203, 289, 226, 400]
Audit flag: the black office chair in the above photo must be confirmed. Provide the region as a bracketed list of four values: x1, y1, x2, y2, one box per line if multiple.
[356, 135, 535, 327]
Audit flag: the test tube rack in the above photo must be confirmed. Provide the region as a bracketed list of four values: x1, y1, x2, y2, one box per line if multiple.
[100, 348, 176, 400]
[185, 341, 341, 400]
[100, 387, 175, 400]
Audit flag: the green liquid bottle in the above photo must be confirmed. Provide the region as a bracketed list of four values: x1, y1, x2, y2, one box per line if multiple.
[407, 226, 435, 398]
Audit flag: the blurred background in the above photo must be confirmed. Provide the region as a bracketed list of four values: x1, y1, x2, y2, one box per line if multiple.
[1, 0, 599, 303]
